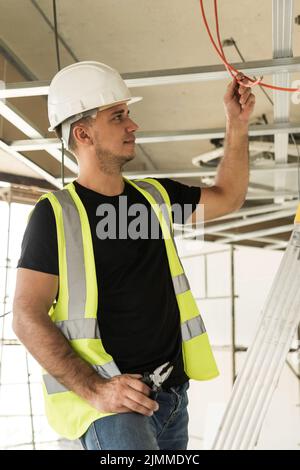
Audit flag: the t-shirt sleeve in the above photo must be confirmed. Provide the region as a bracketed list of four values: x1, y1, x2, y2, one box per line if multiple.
[17, 198, 59, 275]
[156, 178, 201, 224]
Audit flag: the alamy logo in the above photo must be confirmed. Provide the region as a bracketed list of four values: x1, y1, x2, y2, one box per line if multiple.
[95, 196, 204, 241]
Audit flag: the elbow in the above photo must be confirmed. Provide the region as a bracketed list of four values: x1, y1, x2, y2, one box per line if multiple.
[12, 297, 28, 340]
[227, 187, 247, 213]
[12, 320, 22, 342]
[232, 195, 246, 212]
[12, 305, 22, 339]
[12, 309, 32, 346]
[215, 185, 247, 213]
[221, 193, 246, 217]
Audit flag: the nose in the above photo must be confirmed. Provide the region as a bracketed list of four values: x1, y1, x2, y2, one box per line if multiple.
[126, 117, 139, 133]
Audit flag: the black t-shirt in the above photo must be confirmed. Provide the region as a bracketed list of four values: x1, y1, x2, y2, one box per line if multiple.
[18, 178, 201, 389]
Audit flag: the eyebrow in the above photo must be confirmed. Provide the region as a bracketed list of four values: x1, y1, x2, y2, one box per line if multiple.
[110, 109, 130, 116]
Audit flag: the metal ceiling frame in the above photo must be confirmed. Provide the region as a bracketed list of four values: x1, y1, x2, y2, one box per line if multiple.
[181, 207, 296, 239]
[264, 241, 289, 249]
[0, 3, 298, 244]
[215, 224, 294, 244]
[176, 200, 296, 246]
[272, 0, 294, 204]
[192, 141, 300, 166]
[8, 122, 300, 150]
[0, 100, 77, 174]
[110, 164, 300, 179]
[214, 200, 297, 219]
[175, 201, 298, 238]
[0, 139, 60, 187]
[1, 57, 300, 98]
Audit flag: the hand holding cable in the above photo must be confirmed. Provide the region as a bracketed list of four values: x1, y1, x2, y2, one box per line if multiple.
[224, 73, 256, 125]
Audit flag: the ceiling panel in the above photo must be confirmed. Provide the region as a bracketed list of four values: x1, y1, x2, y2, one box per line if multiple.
[0, 0, 299, 247]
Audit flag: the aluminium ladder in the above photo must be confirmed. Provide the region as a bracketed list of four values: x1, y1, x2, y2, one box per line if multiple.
[212, 206, 300, 450]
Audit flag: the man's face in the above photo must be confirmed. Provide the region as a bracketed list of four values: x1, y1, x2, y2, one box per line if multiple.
[91, 103, 139, 165]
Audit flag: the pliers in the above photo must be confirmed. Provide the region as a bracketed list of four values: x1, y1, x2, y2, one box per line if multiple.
[142, 361, 174, 397]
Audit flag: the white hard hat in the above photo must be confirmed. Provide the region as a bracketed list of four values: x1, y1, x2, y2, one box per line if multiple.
[47, 61, 142, 146]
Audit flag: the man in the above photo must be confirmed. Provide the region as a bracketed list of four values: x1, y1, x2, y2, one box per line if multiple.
[13, 61, 255, 450]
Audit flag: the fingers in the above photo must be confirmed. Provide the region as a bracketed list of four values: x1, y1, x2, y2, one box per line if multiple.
[239, 88, 251, 104]
[125, 375, 152, 396]
[234, 73, 255, 109]
[225, 73, 247, 100]
[241, 91, 256, 109]
[124, 375, 159, 415]
[124, 388, 159, 416]
[111, 401, 154, 416]
[105, 374, 159, 416]
[119, 375, 158, 416]
[238, 84, 250, 95]
[223, 72, 256, 119]
[236, 72, 251, 88]
[225, 76, 238, 99]
[121, 397, 156, 416]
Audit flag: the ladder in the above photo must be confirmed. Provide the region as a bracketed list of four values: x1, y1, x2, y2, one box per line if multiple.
[212, 207, 300, 450]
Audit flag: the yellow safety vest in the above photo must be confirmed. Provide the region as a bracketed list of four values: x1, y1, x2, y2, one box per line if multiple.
[38, 178, 219, 440]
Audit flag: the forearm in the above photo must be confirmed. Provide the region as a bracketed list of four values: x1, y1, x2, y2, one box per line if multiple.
[215, 120, 249, 209]
[13, 304, 157, 416]
[12, 271, 157, 416]
[13, 307, 104, 402]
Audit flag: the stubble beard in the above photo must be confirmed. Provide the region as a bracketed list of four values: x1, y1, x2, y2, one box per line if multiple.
[95, 143, 135, 175]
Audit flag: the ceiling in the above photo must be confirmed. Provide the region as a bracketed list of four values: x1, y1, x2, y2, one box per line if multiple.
[0, 0, 300, 249]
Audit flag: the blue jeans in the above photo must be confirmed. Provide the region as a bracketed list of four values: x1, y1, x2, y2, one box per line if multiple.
[80, 381, 189, 450]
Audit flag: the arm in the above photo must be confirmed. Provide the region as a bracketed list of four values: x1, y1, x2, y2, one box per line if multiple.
[190, 73, 255, 223]
[13, 268, 158, 416]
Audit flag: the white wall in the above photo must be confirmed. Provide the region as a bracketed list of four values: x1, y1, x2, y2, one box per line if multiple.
[176, 240, 300, 450]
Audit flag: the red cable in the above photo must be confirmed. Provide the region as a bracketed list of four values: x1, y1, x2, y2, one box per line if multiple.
[214, 0, 263, 87]
[214, 0, 260, 84]
[199, 0, 300, 92]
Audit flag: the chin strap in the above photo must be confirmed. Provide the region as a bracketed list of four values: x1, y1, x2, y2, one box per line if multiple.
[61, 108, 99, 149]
[61, 138, 65, 188]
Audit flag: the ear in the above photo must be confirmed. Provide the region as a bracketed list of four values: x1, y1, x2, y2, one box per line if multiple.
[72, 123, 93, 147]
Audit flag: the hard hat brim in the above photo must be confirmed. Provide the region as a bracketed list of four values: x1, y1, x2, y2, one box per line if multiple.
[48, 96, 143, 132]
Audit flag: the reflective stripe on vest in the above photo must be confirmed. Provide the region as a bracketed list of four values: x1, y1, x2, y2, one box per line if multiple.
[54, 189, 87, 320]
[43, 187, 121, 395]
[132, 180, 207, 340]
[132, 180, 193, 297]
[43, 374, 68, 394]
[173, 273, 190, 295]
[93, 362, 121, 379]
[132, 180, 172, 234]
[131, 180, 186, 296]
[43, 360, 120, 395]
[181, 316, 206, 341]
[56, 318, 100, 340]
